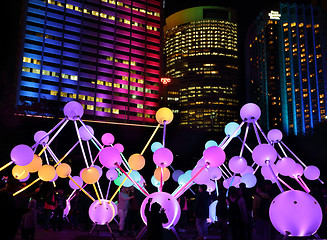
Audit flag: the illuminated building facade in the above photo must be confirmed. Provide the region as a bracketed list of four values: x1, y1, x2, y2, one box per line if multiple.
[163, 6, 240, 131]
[246, 3, 327, 135]
[16, 0, 161, 124]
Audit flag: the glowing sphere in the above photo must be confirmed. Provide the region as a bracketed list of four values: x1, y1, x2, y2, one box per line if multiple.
[261, 163, 278, 181]
[191, 166, 210, 184]
[240, 103, 261, 122]
[106, 169, 118, 181]
[89, 200, 117, 225]
[99, 147, 122, 169]
[202, 146, 226, 167]
[196, 158, 206, 167]
[224, 122, 241, 137]
[140, 192, 181, 229]
[206, 180, 216, 193]
[177, 173, 190, 186]
[49, 173, 58, 182]
[208, 167, 222, 180]
[240, 166, 254, 176]
[24, 154, 42, 173]
[34, 131, 49, 144]
[172, 170, 184, 182]
[252, 144, 277, 166]
[228, 156, 247, 173]
[81, 167, 100, 184]
[154, 167, 170, 182]
[69, 176, 84, 189]
[12, 165, 29, 179]
[63, 101, 84, 120]
[56, 163, 72, 178]
[267, 129, 283, 143]
[78, 125, 94, 141]
[128, 154, 145, 171]
[101, 133, 115, 146]
[151, 175, 160, 187]
[223, 176, 241, 189]
[93, 165, 103, 178]
[269, 190, 322, 236]
[155, 107, 174, 125]
[276, 157, 296, 176]
[290, 163, 303, 178]
[240, 173, 257, 188]
[209, 200, 218, 222]
[205, 140, 218, 149]
[153, 147, 173, 168]
[304, 165, 320, 180]
[19, 173, 30, 182]
[10, 144, 34, 166]
[114, 143, 124, 153]
[38, 165, 56, 181]
[151, 142, 163, 153]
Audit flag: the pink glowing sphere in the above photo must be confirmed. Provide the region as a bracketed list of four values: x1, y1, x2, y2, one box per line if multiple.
[34, 131, 49, 144]
[252, 144, 277, 166]
[69, 176, 84, 190]
[99, 147, 122, 169]
[240, 173, 257, 188]
[304, 165, 320, 180]
[208, 167, 222, 180]
[106, 169, 118, 181]
[269, 190, 322, 236]
[240, 103, 261, 122]
[191, 166, 210, 184]
[267, 129, 283, 143]
[63, 101, 84, 120]
[10, 144, 34, 166]
[276, 157, 296, 176]
[88, 200, 117, 225]
[78, 125, 94, 141]
[290, 163, 303, 178]
[140, 192, 181, 229]
[101, 133, 115, 146]
[228, 156, 247, 173]
[114, 143, 124, 153]
[202, 146, 226, 167]
[153, 147, 174, 168]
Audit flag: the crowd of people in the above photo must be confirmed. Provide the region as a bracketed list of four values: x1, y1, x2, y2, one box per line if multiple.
[0, 176, 327, 240]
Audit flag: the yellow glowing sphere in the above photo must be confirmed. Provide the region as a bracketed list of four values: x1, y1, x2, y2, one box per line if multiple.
[12, 165, 29, 179]
[81, 167, 100, 184]
[128, 154, 145, 171]
[154, 167, 170, 182]
[155, 107, 174, 125]
[56, 163, 72, 178]
[24, 154, 42, 173]
[38, 165, 56, 182]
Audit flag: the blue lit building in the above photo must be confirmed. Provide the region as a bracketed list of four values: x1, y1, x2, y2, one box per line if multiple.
[16, 0, 161, 124]
[246, 3, 327, 135]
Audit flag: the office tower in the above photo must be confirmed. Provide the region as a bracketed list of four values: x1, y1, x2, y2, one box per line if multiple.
[16, 0, 161, 124]
[246, 3, 327, 135]
[163, 6, 240, 131]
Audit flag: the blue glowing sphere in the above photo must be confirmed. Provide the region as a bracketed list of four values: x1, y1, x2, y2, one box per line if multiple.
[151, 142, 163, 153]
[224, 122, 241, 137]
[205, 140, 218, 149]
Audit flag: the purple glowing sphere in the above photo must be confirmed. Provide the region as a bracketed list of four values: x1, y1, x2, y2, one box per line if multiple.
[240, 103, 261, 122]
[276, 157, 296, 176]
[140, 192, 181, 229]
[191, 166, 210, 184]
[34, 131, 49, 144]
[267, 129, 283, 143]
[69, 176, 84, 190]
[261, 163, 279, 181]
[153, 147, 174, 168]
[113, 143, 124, 153]
[240, 173, 257, 188]
[208, 167, 222, 180]
[223, 176, 241, 189]
[252, 144, 277, 166]
[206, 180, 216, 193]
[290, 163, 304, 178]
[92, 165, 103, 178]
[240, 166, 254, 176]
[101, 133, 115, 146]
[269, 190, 322, 236]
[303, 165, 320, 180]
[202, 146, 226, 167]
[172, 170, 184, 182]
[63, 101, 84, 120]
[78, 125, 94, 141]
[88, 200, 117, 225]
[228, 156, 247, 173]
[106, 169, 118, 181]
[99, 147, 122, 169]
[10, 144, 34, 166]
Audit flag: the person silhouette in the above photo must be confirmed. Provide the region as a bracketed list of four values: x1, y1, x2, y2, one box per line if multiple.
[145, 198, 168, 240]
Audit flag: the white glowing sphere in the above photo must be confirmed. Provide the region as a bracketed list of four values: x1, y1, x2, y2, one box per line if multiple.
[206, 180, 216, 193]
[34, 131, 49, 144]
[69, 176, 84, 190]
[208, 167, 222, 180]
[240, 173, 257, 188]
[203, 146, 226, 167]
[10, 144, 34, 166]
[151, 142, 163, 153]
[63, 101, 84, 120]
[151, 175, 160, 187]
[240, 103, 261, 122]
[303, 165, 320, 180]
[269, 190, 322, 236]
[205, 140, 218, 149]
[209, 200, 218, 222]
[153, 147, 173, 168]
[140, 192, 181, 229]
[101, 133, 115, 146]
[267, 129, 283, 143]
[224, 122, 241, 137]
[191, 166, 210, 184]
[290, 163, 304, 178]
[172, 170, 184, 182]
[276, 157, 296, 176]
[252, 144, 277, 166]
[228, 156, 247, 173]
[99, 147, 122, 169]
[78, 125, 94, 141]
[89, 200, 117, 225]
[155, 107, 174, 125]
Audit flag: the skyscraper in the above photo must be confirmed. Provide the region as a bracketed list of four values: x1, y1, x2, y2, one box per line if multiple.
[16, 0, 161, 124]
[163, 6, 240, 131]
[246, 3, 327, 135]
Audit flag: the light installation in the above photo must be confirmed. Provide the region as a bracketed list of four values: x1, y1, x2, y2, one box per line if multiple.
[0, 101, 324, 239]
